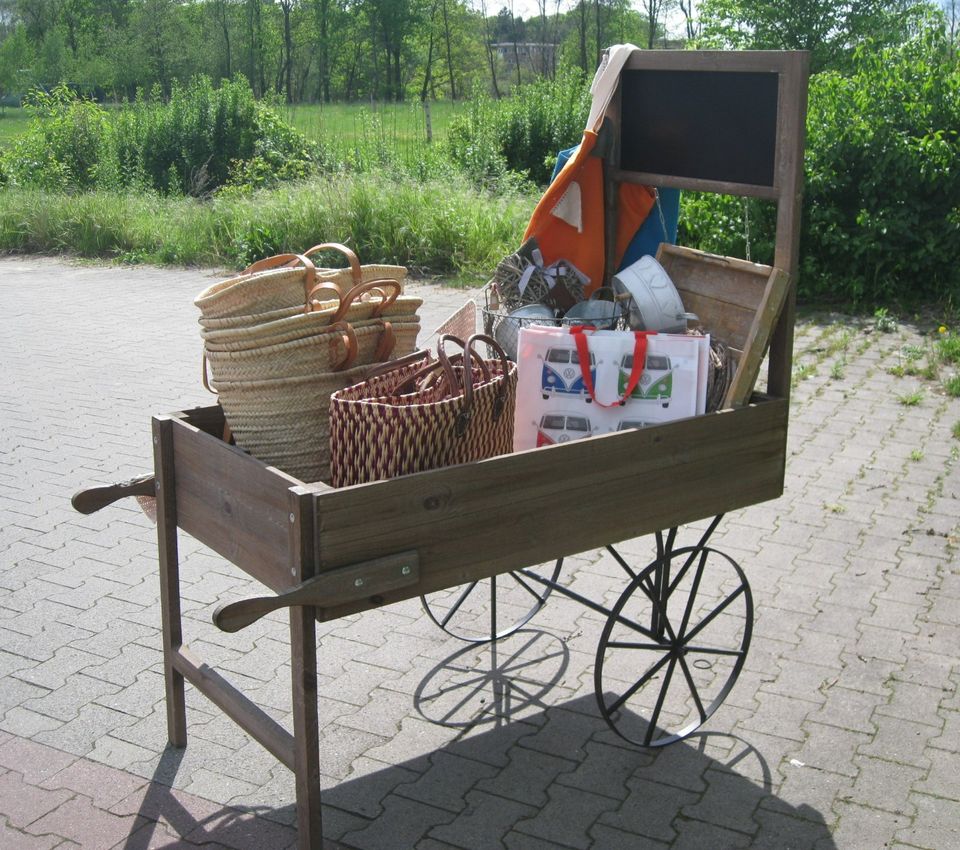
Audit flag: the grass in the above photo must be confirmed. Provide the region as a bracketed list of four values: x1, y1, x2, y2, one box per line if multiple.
[0, 106, 29, 146]
[945, 374, 960, 397]
[897, 389, 924, 406]
[953, 421, 960, 440]
[0, 175, 537, 278]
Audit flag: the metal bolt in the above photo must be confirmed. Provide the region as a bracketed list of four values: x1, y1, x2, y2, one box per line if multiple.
[354, 577, 364, 588]
[154, 480, 160, 492]
[153, 435, 159, 445]
[289, 512, 296, 523]
[401, 565, 411, 576]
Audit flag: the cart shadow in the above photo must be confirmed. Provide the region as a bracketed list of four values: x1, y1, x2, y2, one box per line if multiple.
[122, 629, 837, 849]
[317, 630, 839, 849]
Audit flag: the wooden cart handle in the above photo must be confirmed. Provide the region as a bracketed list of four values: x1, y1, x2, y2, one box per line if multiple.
[71, 473, 155, 514]
[212, 550, 420, 632]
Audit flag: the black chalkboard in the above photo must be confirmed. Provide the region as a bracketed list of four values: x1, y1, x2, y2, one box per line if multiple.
[619, 69, 779, 187]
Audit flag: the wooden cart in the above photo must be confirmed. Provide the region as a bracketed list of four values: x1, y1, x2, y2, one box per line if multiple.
[74, 50, 808, 849]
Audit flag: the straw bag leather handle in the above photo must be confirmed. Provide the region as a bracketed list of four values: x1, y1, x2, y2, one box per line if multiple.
[303, 242, 362, 287]
[306, 278, 403, 322]
[240, 252, 319, 304]
[330, 320, 361, 371]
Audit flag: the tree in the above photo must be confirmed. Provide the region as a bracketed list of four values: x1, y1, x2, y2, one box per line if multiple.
[698, 0, 929, 73]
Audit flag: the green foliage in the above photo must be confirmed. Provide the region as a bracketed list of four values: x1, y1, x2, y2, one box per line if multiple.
[680, 20, 960, 306]
[938, 329, 960, 364]
[0, 77, 326, 195]
[698, 0, 927, 74]
[0, 86, 108, 190]
[446, 70, 590, 186]
[0, 174, 537, 277]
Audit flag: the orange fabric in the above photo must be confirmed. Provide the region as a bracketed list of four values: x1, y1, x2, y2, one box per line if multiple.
[523, 130, 655, 295]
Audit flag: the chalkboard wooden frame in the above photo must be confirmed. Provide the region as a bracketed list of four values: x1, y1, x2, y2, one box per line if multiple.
[604, 50, 809, 400]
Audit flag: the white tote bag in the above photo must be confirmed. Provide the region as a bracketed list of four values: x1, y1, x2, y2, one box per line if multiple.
[513, 325, 709, 451]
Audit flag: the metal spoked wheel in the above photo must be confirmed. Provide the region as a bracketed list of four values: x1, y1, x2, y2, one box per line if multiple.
[595, 545, 752, 747]
[421, 559, 564, 643]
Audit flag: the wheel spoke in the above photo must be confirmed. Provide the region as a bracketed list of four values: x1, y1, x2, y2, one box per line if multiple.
[509, 571, 547, 605]
[676, 548, 709, 640]
[606, 545, 638, 581]
[684, 645, 747, 657]
[677, 654, 707, 724]
[440, 581, 480, 627]
[644, 654, 679, 746]
[682, 583, 746, 645]
[606, 641, 672, 651]
[606, 650, 673, 716]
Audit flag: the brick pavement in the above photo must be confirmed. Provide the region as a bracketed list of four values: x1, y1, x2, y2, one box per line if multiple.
[1, 256, 958, 849]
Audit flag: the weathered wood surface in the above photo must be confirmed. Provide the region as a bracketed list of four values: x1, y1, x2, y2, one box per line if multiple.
[656, 244, 791, 409]
[168, 409, 297, 592]
[307, 399, 787, 619]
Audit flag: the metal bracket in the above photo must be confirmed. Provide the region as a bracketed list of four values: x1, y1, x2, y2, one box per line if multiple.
[213, 550, 420, 632]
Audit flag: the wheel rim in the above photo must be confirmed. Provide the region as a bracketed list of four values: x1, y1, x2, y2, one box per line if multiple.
[420, 559, 564, 644]
[594, 546, 752, 747]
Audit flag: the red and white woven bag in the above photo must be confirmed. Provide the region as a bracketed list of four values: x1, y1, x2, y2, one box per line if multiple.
[329, 334, 517, 487]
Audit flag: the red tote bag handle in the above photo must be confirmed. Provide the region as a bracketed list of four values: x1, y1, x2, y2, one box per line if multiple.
[570, 326, 654, 409]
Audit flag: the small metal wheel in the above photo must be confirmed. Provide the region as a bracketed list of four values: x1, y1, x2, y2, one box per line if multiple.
[421, 559, 563, 643]
[595, 545, 752, 747]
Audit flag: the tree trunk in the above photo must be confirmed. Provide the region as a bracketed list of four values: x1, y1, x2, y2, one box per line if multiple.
[578, 1, 588, 73]
[441, 0, 456, 99]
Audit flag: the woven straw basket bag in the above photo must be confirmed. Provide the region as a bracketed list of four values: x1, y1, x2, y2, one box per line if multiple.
[196, 245, 421, 483]
[195, 242, 407, 323]
[329, 334, 517, 488]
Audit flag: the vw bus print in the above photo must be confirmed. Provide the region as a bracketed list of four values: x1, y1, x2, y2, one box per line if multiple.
[618, 352, 673, 407]
[617, 419, 651, 431]
[535, 413, 595, 447]
[540, 346, 597, 401]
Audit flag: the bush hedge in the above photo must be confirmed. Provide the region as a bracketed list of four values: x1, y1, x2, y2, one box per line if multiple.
[681, 22, 960, 306]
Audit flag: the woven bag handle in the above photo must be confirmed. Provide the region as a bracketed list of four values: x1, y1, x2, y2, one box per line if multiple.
[464, 333, 512, 422]
[302, 243, 362, 287]
[306, 278, 403, 321]
[329, 320, 360, 371]
[240, 252, 319, 303]
[390, 334, 479, 396]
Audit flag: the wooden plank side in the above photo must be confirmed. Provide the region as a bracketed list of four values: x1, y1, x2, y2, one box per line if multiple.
[311, 401, 787, 619]
[170, 416, 294, 592]
[724, 267, 791, 408]
[674, 291, 756, 352]
[657, 245, 773, 311]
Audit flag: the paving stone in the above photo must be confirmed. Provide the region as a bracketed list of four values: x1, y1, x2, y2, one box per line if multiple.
[393, 751, 498, 814]
[858, 714, 936, 771]
[0, 818, 65, 850]
[340, 795, 456, 850]
[793, 722, 872, 779]
[0, 737, 78, 784]
[25, 795, 147, 850]
[670, 816, 753, 849]
[828, 800, 912, 849]
[844, 755, 925, 816]
[0, 771, 74, 830]
[509, 783, 621, 849]
[896, 792, 960, 850]
[597, 775, 700, 842]
[427, 789, 539, 850]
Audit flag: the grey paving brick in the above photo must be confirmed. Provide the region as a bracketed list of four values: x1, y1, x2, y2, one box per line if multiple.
[340, 795, 456, 850]
[509, 783, 621, 849]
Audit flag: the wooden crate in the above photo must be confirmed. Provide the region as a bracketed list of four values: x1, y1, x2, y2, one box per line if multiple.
[656, 243, 789, 410]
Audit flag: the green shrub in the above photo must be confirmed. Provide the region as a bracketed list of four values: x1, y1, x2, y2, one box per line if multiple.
[678, 21, 960, 306]
[0, 77, 327, 196]
[447, 70, 590, 186]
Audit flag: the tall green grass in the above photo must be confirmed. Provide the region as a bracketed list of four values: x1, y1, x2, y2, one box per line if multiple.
[0, 107, 30, 146]
[0, 173, 537, 278]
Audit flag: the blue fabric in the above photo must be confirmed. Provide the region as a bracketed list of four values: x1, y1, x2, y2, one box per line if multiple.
[618, 187, 680, 271]
[548, 147, 681, 272]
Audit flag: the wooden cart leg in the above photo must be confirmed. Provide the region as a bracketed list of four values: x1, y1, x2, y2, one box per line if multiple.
[289, 487, 323, 849]
[153, 416, 187, 747]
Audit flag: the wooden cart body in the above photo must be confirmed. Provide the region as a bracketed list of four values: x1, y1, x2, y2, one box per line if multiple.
[149, 50, 808, 849]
